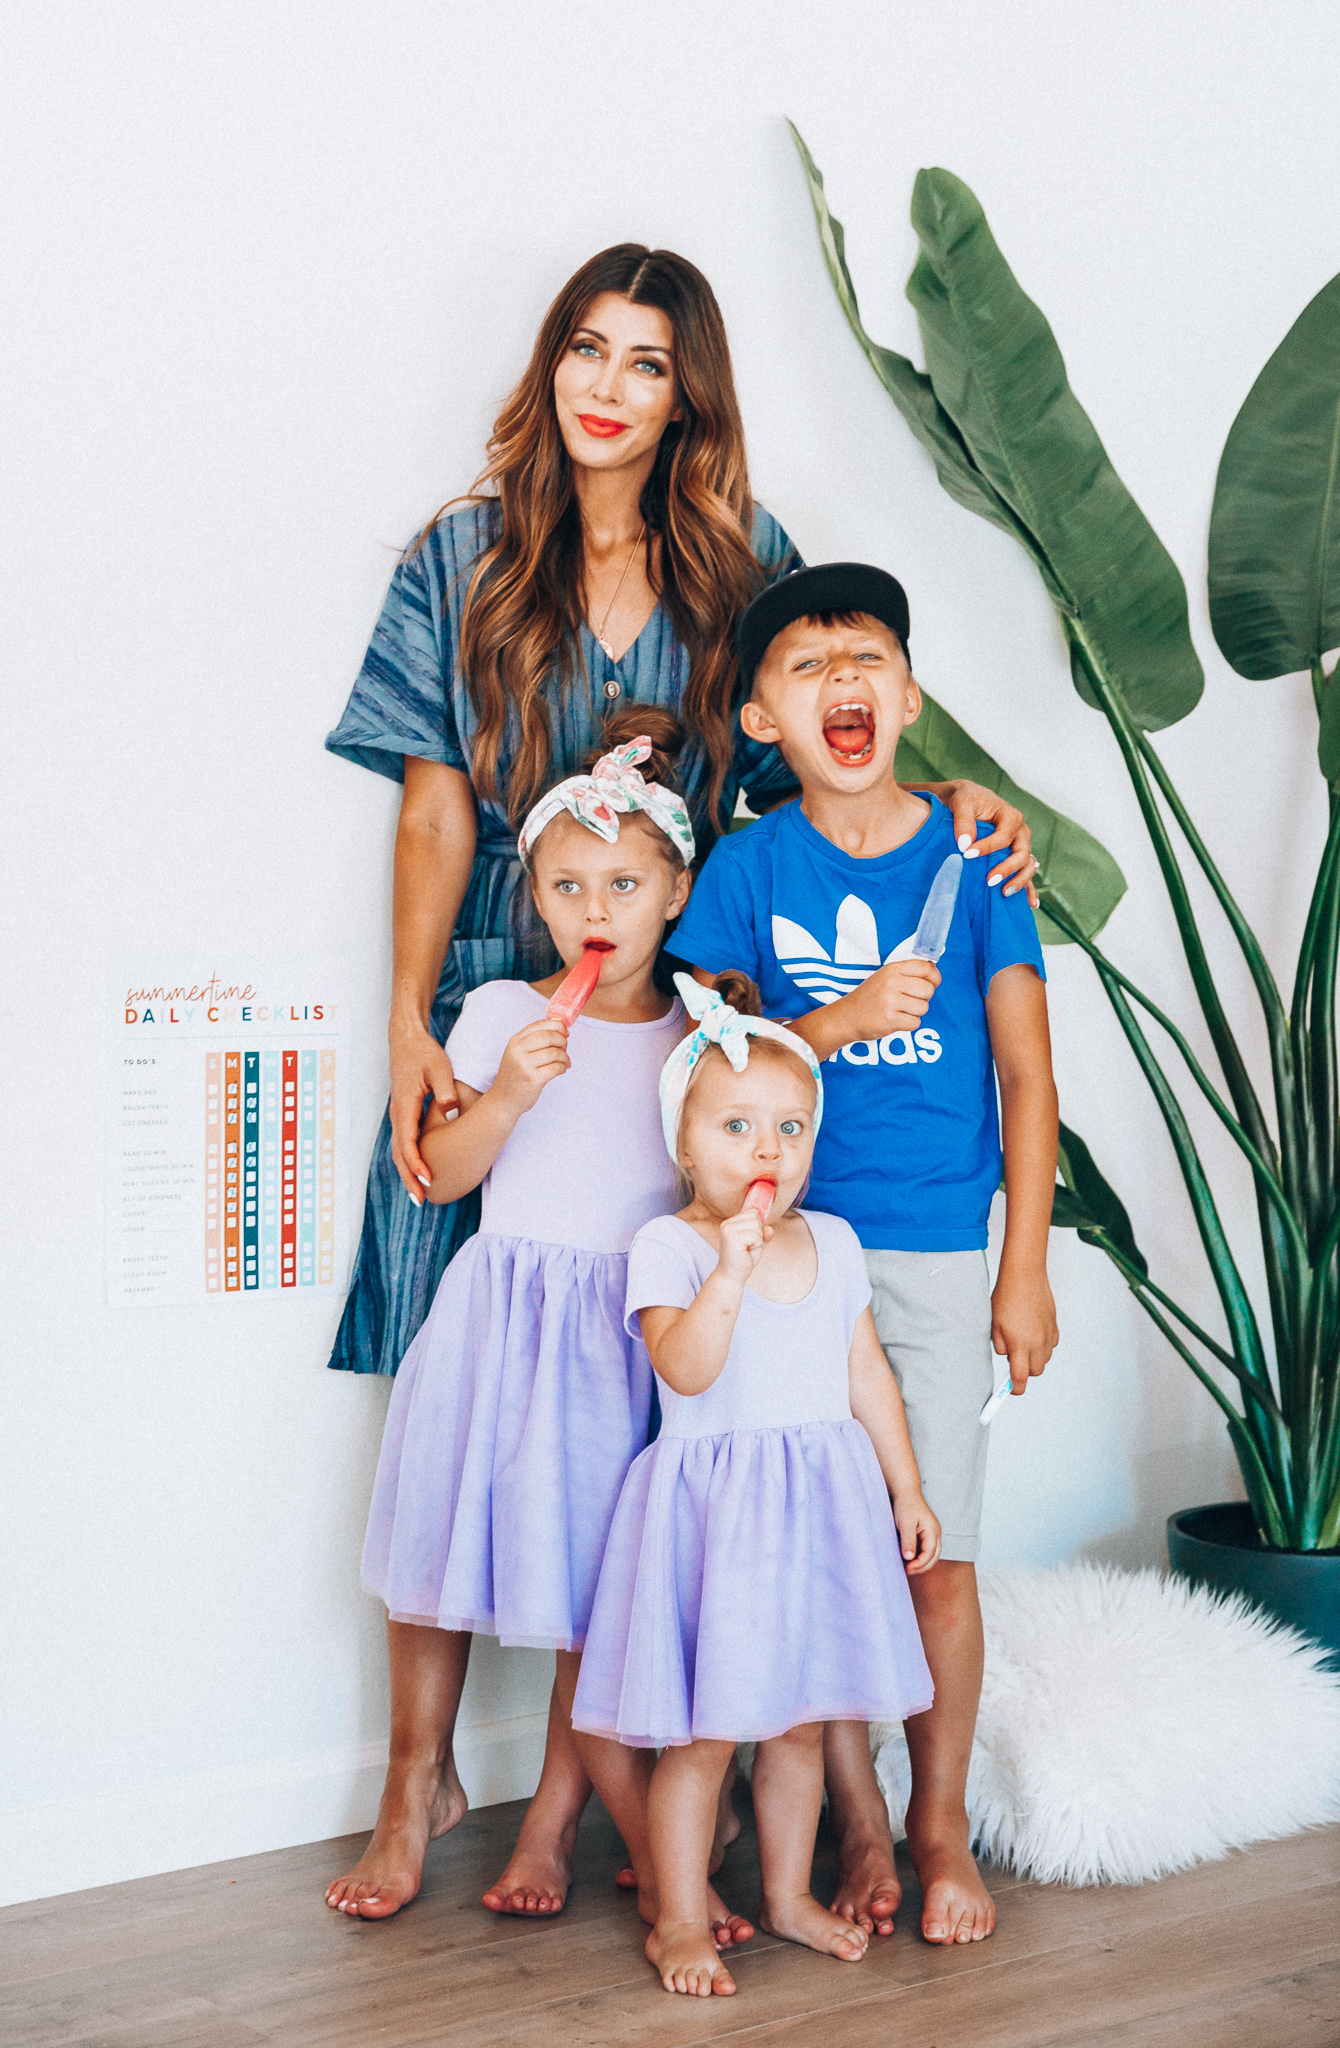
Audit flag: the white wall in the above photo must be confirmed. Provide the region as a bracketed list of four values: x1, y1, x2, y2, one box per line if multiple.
[5, 0, 1335, 1905]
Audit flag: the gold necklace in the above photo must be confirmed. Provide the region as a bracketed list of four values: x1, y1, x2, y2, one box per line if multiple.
[592, 523, 646, 661]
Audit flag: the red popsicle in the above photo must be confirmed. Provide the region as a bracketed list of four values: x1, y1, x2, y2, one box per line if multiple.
[545, 940, 613, 1028]
[745, 1177, 776, 1220]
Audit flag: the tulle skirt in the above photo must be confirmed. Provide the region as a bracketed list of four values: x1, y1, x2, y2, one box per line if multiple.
[362, 1231, 650, 1650]
[572, 1418, 934, 1746]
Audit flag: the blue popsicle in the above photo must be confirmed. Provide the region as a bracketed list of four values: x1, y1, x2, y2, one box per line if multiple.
[911, 852, 963, 961]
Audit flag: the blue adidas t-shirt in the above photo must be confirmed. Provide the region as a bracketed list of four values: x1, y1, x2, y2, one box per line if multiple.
[670, 795, 1045, 1250]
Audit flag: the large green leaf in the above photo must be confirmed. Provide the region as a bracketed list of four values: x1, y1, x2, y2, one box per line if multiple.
[906, 168, 1204, 733]
[789, 124, 1069, 610]
[1052, 1121, 1149, 1275]
[1208, 273, 1340, 684]
[896, 690, 1126, 943]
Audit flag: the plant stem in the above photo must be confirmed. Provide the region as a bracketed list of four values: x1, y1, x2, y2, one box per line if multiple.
[1070, 629, 1300, 1381]
[1085, 959, 1279, 1434]
[1045, 903, 1306, 1275]
[1135, 731, 1299, 1204]
[1090, 1229, 1287, 1422]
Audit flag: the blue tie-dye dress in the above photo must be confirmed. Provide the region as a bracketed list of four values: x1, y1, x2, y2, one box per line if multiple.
[324, 499, 803, 1375]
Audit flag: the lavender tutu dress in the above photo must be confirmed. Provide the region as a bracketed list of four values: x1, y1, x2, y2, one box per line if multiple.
[361, 981, 683, 1651]
[572, 1209, 935, 1745]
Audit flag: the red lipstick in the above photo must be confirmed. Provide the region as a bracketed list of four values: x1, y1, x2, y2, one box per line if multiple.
[578, 414, 628, 438]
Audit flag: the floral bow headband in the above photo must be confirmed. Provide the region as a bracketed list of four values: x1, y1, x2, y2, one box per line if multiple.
[517, 737, 696, 869]
[659, 973, 825, 1161]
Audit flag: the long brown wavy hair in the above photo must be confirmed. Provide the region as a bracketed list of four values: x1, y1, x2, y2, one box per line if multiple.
[442, 245, 763, 829]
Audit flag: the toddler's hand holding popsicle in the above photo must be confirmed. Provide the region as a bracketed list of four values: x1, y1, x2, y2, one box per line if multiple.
[715, 1202, 771, 1287]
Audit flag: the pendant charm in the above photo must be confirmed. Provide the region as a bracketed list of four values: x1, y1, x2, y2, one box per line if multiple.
[598, 637, 615, 660]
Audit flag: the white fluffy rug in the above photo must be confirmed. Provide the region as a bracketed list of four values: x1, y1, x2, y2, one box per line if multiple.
[870, 1563, 1340, 1887]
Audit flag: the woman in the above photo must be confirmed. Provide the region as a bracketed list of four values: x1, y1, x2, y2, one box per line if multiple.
[324, 243, 1035, 1925]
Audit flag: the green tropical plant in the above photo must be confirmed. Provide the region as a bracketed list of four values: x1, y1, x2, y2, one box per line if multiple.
[792, 124, 1340, 1552]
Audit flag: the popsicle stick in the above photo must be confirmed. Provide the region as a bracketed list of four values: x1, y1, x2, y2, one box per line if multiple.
[979, 1373, 1014, 1425]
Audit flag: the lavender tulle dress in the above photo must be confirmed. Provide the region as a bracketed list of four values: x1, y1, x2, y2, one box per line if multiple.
[361, 981, 684, 1651]
[572, 1210, 935, 1745]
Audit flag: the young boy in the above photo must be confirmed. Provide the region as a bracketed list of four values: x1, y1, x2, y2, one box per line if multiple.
[670, 562, 1059, 1948]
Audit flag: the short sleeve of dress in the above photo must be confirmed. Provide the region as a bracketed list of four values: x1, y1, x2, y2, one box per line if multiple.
[625, 1219, 704, 1337]
[735, 506, 805, 812]
[443, 983, 529, 1094]
[325, 535, 469, 784]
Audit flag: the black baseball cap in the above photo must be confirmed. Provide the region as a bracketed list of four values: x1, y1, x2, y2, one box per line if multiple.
[737, 562, 911, 692]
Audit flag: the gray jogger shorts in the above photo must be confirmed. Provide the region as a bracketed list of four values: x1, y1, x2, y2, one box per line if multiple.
[864, 1248, 996, 1564]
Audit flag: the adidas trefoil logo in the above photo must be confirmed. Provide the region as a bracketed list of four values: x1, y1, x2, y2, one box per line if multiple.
[772, 893, 943, 1068]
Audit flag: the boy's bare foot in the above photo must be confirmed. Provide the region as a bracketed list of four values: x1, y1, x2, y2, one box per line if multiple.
[481, 1802, 580, 1916]
[326, 1756, 467, 1918]
[830, 1832, 902, 1937]
[761, 1892, 869, 1962]
[645, 1921, 737, 1996]
[911, 1837, 995, 1944]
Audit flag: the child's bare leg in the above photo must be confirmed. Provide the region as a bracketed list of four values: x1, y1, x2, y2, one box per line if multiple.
[613, 1750, 739, 1883]
[562, 1670, 753, 1950]
[644, 1739, 738, 1997]
[902, 1560, 994, 1943]
[327, 1618, 471, 1918]
[824, 1718, 903, 1936]
[482, 1651, 592, 1915]
[754, 1723, 867, 1962]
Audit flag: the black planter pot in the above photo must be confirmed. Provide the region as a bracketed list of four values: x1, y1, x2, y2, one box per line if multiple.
[1167, 1502, 1340, 1666]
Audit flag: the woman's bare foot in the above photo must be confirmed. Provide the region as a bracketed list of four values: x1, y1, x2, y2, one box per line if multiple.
[761, 1892, 869, 1962]
[481, 1802, 580, 1916]
[829, 1831, 902, 1937]
[326, 1755, 467, 1918]
[645, 1922, 737, 1997]
[911, 1837, 995, 1944]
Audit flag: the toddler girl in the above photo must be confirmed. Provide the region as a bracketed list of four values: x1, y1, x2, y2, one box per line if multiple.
[573, 976, 940, 1997]
[329, 720, 750, 1936]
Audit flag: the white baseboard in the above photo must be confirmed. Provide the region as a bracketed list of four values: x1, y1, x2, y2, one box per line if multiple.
[0, 1710, 548, 1909]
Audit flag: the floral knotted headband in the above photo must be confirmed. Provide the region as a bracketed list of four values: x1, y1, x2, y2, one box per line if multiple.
[659, 973, 825, 1161]
[517, 737, 696, 869]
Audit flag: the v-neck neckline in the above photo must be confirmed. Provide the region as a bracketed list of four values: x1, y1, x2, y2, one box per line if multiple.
[583, 598, 662, 670]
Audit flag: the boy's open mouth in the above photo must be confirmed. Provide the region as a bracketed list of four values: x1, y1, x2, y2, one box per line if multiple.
[822, 700, 876, 765]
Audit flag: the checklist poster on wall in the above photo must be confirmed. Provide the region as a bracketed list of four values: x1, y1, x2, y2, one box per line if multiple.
[106, 958, 352, 1309]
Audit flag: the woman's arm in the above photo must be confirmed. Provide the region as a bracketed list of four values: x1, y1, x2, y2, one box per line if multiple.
[418, 1019, 571, 1205]
[389, 758, 478, 1198]
[903, 781, 1039, 903]
[637, 1207, 768, 1395]
[848, 1310, 941, 1572]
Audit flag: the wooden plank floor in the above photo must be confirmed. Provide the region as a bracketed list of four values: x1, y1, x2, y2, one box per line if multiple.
[3, 1796, 1338, 2048]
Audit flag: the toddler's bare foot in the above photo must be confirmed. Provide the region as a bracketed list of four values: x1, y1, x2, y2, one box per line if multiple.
[326, 1755, 466, 1918]
[830, 1831, 902, 1937]
[481, 1803, 579, 1916]
[911, 1836, 995, 1944]
[634, 1879, 753, 1950]
[761, 1891, 869, 1962]
[645, 1921, 736, 1996]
